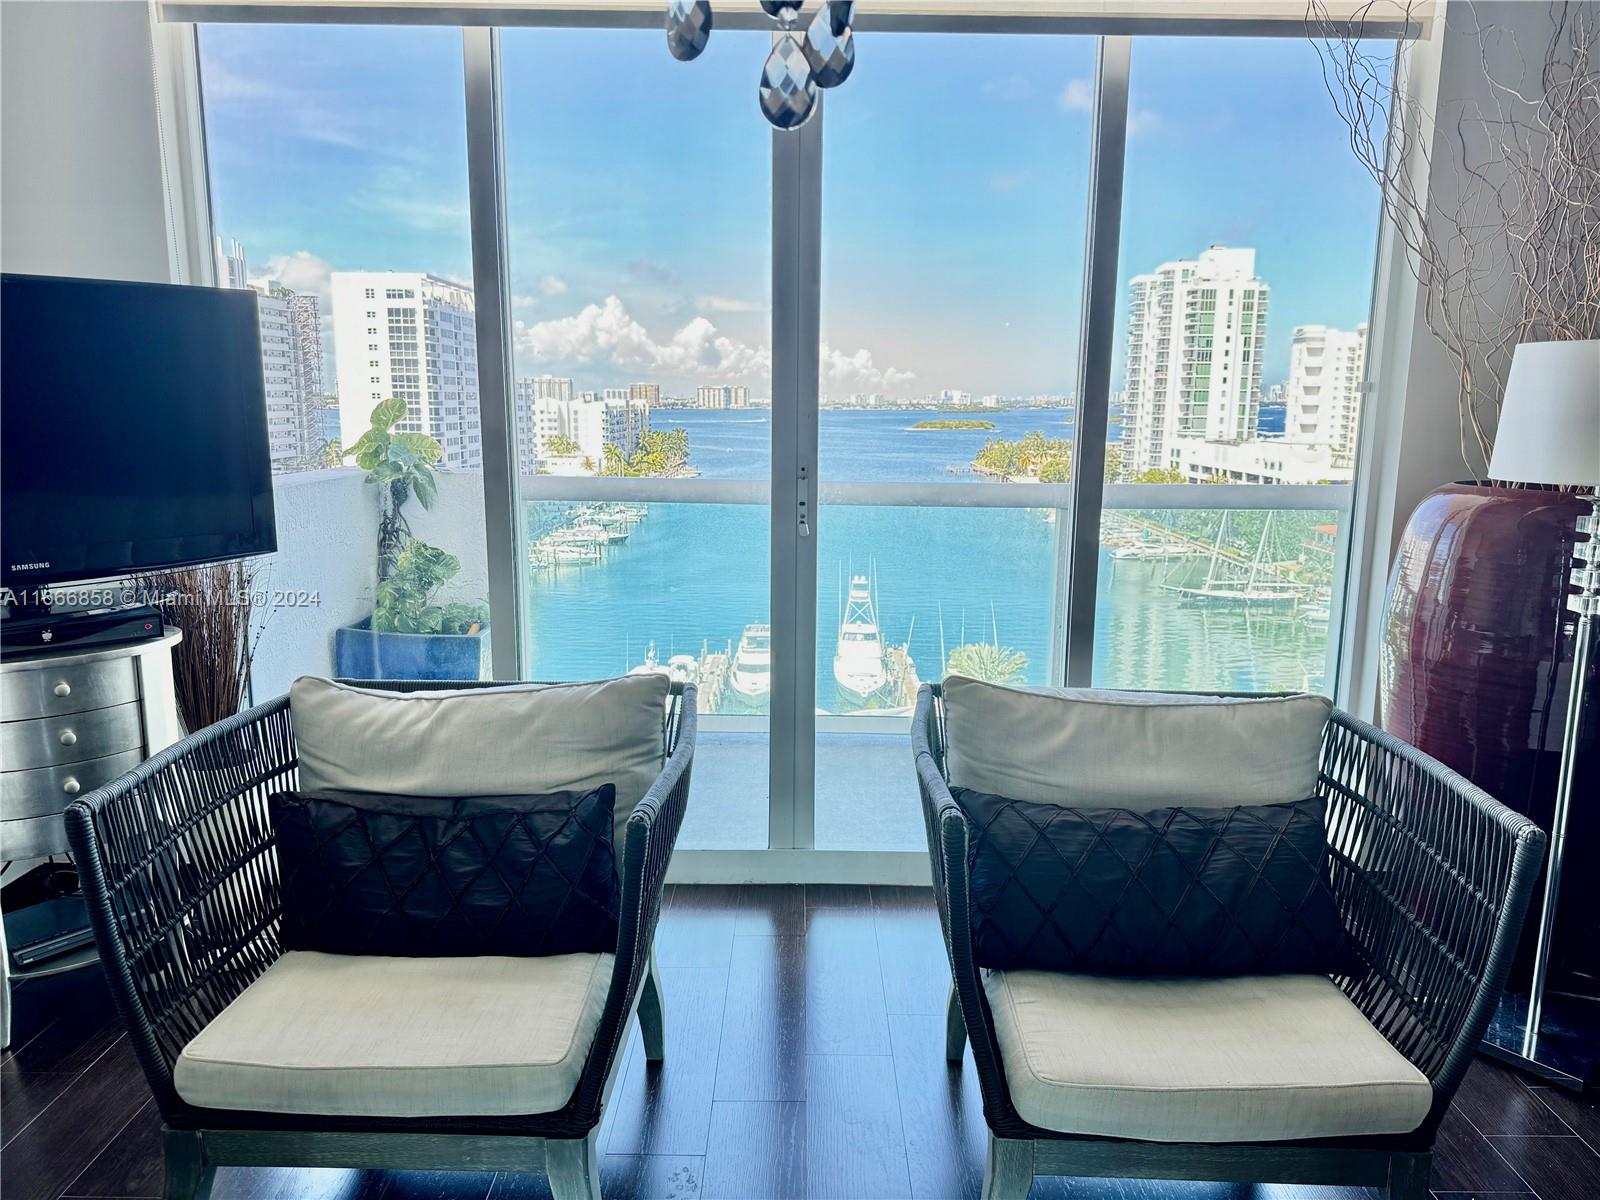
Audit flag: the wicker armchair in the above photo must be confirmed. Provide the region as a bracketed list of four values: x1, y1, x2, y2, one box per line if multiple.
[914, 683, 1545, 1200]
[65, 679, 696, 1200]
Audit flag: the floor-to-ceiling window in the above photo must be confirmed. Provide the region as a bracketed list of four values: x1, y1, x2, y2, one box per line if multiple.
[814, 32, 1096, 850]
[1095, 36, 1390, 695]
[499, 26, 773, 850]
[190, 8, 1401, 868]
[198, 24, 487, 702]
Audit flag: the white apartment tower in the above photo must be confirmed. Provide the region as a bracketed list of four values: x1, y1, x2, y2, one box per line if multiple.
[1287, 323, 1367, 467]
[212, 238, 323, 472]
[512, 377, 648, 473]
[1123, 246, 1269, 475]
[332, 272, 480, 469]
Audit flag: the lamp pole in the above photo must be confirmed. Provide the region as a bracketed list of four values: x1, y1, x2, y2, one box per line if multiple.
[1523, 497, 1599, 1059]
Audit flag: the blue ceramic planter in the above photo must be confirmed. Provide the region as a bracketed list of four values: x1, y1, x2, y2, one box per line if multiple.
[333, 619, 490, 681]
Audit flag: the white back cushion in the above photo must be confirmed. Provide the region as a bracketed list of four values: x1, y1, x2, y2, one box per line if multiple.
[290, 674, 670, 854]
[941, 675, 1331, 809]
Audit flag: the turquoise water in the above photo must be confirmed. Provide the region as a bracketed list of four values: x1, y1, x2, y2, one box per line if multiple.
[520, 408, 1334, 706]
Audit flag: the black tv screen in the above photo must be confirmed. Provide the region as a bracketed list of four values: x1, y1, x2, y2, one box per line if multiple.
[2, 274, 277, 589]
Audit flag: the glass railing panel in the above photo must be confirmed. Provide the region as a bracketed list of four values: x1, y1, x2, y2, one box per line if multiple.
[520, 496, 770, 850]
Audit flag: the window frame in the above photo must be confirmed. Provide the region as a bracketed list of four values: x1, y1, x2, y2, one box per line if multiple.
[167, 3, 1406, 881]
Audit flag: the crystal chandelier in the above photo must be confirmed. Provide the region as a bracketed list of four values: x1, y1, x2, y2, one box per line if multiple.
[666, 1, 856, 131]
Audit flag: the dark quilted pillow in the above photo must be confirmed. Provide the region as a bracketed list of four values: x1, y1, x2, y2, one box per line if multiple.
[269, 788, 619, 958]
[953, 788, 1357, 976]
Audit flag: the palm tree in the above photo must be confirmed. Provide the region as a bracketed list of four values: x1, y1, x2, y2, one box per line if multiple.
[946, 642, 1028, 685]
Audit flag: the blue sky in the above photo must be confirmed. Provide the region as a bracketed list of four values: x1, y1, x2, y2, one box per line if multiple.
[200, 23, 1387, 400]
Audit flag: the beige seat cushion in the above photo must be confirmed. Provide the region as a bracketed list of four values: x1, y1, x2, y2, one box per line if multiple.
[174, 950, 613, 1118]
[942, 676, 1332, 808]
[984, 970, 1431, 1143]
[290, 674, 669, 857]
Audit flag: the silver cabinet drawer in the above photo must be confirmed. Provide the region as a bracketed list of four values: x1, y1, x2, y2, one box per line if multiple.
[1, 703, 144, 771]
[1, 748, 144, 820]
[1, 813, 70, 859]
[1, 656, 139, 721]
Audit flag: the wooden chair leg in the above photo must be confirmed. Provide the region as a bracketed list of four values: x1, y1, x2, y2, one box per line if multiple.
[946, 982, 966, 1062]
[980, 1134, 1033, 1200]
[639, 950, 666, 1063]
[163, 1129, 215, 1200]
[1387, 1151, 1430, 1200]
[547, 1129, 602, 1200]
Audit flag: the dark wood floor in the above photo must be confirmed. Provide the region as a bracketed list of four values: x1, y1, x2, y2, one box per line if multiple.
[3, 885, 1596, 1200]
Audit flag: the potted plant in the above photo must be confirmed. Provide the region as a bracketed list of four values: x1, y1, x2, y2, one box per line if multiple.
[332, 398, 489, 680]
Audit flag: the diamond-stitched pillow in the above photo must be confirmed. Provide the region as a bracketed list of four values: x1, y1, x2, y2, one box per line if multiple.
[269, 788, 620, 958]
[953, 788, 1357, 976]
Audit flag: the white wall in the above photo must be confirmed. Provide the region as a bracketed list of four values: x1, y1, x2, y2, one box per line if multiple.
[248, 469, 491, 700]
[1, 0, 171, 282]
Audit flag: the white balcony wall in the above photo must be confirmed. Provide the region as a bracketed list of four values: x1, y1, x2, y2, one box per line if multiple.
[250, 468, 490, 700]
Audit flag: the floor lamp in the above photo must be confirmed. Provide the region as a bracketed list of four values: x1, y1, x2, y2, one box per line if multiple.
[1485, 339, 1600, 1085]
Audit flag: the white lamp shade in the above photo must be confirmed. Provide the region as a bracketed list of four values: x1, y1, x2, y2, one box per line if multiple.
[1488, 339, 1600, 486]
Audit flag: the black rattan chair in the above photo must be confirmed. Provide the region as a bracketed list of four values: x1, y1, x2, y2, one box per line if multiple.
[65, 679, 696, 1200]
[913, 682, 1545, 1200]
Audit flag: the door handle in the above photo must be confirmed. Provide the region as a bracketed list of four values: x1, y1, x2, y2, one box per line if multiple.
[798, 465, 811, 538]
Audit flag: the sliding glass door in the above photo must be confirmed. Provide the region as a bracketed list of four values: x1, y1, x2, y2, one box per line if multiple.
[813, 32, 1096, 850]
[189, 9, 1399, 865]
[500, 27, 774, 851]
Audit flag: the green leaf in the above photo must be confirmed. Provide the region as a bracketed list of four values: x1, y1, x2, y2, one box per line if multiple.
[394, 432, 443, 464]
[370, 397, 406, 431]
[410, 467, 438, 510]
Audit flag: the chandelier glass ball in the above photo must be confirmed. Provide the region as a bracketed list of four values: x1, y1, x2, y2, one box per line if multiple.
[666, 0, 859, 130]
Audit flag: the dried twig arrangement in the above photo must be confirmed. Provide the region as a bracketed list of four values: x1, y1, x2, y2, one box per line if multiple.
[1308, 0, 1600, 480]
[134, 560, 262, 733]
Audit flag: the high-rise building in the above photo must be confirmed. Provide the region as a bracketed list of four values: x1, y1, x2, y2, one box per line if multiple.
[514, 379, 648, 473]
[1122, 245, 1269, 476]
[212, 238, 323, 472]
[1286, 322, 1367, 466]
[331, 272, 480, 469]
[695, 384, 749, 409]
[214, 237, 248, 290]
[628, 382, 660, 406]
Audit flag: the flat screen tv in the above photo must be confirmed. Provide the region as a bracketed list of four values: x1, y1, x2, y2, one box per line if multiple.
[2, 274, 277, 591]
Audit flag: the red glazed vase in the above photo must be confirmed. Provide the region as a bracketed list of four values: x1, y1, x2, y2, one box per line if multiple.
[1381, 482, 1597, 990]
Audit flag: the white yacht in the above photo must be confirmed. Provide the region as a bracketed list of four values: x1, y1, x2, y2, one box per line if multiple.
[729, 623, 772, 702]
[834, 574, 889, 709]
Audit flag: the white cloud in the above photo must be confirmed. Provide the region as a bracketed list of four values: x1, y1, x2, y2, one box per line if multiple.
[517, 295, 771, 382]
[697, 294, 765, 315]
[1059, 78, 1094, 111]
[540, 274, 569, 297]
[516, 295, 914, 394]
[353, 191, 468, 234]
[256, 250, 334, 307]
[1127, 107, 1163, 136]
[1060, 76, 1160, 135]
[821, 344, 916, 393]
[982, 75, 1036, 103]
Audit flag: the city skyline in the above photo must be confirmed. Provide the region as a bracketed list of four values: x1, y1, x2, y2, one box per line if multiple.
[199, 25, 1388, 402]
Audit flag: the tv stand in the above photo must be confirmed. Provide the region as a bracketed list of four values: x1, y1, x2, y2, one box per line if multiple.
[1, 601, 166, 658]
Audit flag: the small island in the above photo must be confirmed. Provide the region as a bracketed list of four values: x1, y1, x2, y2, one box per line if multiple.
[911, 419, 997, 431]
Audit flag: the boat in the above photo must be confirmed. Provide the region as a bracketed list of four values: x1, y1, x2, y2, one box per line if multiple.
[548, 540, 600, 564]
[834, 574, 890, 709]
[630, 646, 700, 687]
[729, 623, 772, 703]
[1168, 511, 1308, 610]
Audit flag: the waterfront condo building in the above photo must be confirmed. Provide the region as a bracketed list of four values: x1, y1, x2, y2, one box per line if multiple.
[331, 271, 480, 469]
[516, 384, 648, 470]
[1123, 245, 1269, 476]
[695, 384, 750, 408]
[1286, 322, 1368, 467]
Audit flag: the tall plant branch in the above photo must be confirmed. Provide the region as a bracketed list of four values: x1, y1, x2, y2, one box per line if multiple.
[1308, 1, 1600, 480]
